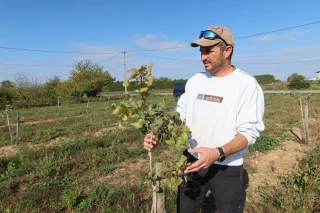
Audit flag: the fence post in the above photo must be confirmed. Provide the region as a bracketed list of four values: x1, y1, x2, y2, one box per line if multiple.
[86, 98, 90, 114]
[5, 108, 13, 145]
[16, 111, 20, 145]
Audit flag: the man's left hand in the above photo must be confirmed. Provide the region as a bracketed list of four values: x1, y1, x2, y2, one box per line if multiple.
[184, 147, 220, 173]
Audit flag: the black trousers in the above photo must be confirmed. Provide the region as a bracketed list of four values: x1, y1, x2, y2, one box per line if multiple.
[177, 151, 246, 213]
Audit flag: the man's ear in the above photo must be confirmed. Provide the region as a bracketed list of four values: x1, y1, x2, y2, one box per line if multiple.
[225, 46, 233, 58]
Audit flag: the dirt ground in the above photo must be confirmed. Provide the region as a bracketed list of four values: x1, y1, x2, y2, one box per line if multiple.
[0, 126, 314, 209]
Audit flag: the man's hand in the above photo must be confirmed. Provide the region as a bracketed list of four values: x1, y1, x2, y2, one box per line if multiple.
[184, 147, 220, 173]
[143, 133, 160, 152]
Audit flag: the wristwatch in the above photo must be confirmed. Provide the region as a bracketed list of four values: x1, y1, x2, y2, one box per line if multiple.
[217, 147, 226, 163]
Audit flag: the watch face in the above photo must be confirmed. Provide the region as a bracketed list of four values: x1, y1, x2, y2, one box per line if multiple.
[219, 155, 226, 162]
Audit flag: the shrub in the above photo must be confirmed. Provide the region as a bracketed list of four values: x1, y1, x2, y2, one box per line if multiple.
[287, 79, 310, 89]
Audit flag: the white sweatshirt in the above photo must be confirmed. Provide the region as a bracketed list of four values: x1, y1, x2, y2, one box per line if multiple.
[175, 67, 265, 166]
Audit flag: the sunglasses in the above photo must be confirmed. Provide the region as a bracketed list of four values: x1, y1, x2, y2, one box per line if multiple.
[199, 30, 228, 45]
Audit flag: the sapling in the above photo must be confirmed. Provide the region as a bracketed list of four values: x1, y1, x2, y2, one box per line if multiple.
[290, 90, 310, 144]
[112, 62, 191, 212]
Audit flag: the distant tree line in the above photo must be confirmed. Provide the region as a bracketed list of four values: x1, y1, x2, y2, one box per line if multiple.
[254, 73, 313, 89]
[1, 61, 317, 109]
[0, 60, 187, 109]
[110, 77, 187, 91]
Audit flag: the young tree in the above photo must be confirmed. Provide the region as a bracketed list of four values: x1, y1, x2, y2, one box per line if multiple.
[112, 62, 192, 211]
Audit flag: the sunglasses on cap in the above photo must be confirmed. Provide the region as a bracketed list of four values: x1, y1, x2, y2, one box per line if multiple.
[199, 30, 228, 45]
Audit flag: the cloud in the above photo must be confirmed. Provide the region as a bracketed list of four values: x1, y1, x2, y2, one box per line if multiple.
[301, 57, 320, 62]
[132, 34, 189, 51]
[251, 30, 311, 42]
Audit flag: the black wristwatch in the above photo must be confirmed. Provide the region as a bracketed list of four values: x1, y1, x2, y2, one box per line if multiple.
[217, 147, 226, 163]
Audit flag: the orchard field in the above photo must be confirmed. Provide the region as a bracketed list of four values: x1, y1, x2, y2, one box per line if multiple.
[0, 92, 319, 212]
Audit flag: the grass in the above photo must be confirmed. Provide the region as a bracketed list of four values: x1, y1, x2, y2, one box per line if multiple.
[245, 147, 320, 213]
[0, 92, 319, 212]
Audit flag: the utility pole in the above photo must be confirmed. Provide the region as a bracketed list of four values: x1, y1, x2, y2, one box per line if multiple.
[123, 51, 127, 93]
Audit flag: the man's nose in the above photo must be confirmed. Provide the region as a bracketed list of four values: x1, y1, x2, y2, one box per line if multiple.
[201, 54, 207, 62]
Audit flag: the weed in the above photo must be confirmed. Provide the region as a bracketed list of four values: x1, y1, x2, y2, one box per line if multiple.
[61, 189, 78, 209]
[249, 134, 281, 152]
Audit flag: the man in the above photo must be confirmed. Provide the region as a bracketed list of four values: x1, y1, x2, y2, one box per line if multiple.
[144, 26, 265, 213]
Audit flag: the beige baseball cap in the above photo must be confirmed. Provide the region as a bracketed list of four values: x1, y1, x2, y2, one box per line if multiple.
[190, 26, 235, 47]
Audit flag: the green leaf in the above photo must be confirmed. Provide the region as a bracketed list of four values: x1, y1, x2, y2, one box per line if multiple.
[181, 132, 189, 143]
[122, 115, 128, 121]
[166, 139, 174, 145]
[133, 122, 142, 129]
[112, 106, 121, 115]
[168, 123, 174, 132]
[128, 68, 137, 75]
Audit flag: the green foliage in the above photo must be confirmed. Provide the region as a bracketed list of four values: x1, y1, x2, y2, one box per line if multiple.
[112, 62, 191, 190]
[14, 73, 42, 101]
[31, 153, 61, 177]
[69, 59, 113, 97]
[40, 76, 61, 100]
[287, 72, 305, 82]
[254, 74, 277, 84]
[287, 72, 310, 89]
[249, 134, 281, 152]
[0, 81, 17, 107]
[287, 79, 310, 89]
[61, 189, 78, 209]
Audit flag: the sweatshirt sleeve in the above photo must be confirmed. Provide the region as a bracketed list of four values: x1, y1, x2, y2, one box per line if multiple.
[236, 79, 265, 146]
[174, 82, 189, 123]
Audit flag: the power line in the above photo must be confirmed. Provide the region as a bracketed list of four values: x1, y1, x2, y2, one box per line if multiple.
[99, 52, 122, 64]
[108, 65, 123, 71]
[0, 20, 319, 54]
[235, 20, 320, 39]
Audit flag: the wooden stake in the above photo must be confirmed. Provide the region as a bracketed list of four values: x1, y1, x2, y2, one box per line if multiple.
[86, 98, 90, 114]
[5, 109, 13, 145]
[304, 98, 309, 144]
[16, 111, 20, 146]
[155, 163, 166, 213]
[299, 98, 306, 143]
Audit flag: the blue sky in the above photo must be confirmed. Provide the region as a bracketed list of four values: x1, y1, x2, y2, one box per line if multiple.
[0, 0, 319, 83]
